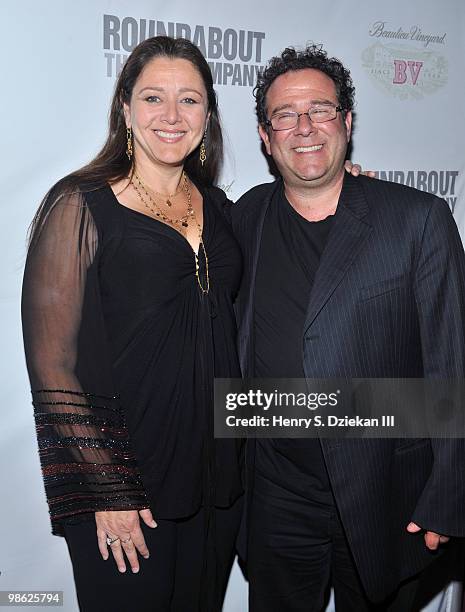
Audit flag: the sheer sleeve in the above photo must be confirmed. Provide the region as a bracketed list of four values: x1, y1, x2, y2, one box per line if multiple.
[22, 188, 148, 535]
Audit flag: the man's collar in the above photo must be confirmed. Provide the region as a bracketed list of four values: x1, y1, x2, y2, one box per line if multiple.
[337, 173, 370, 220]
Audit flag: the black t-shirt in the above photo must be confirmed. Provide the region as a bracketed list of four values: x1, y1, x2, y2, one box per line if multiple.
[254, 184, 335, 505]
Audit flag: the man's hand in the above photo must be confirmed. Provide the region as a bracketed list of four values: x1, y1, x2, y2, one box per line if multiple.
[344, 160, 376, 178]
[406, 522, 450, 550]
[96, 508, 157, 573]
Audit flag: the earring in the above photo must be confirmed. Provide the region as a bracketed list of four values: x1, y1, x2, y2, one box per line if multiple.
[199, 130, 207, 166]
[126, 127, 133, 160]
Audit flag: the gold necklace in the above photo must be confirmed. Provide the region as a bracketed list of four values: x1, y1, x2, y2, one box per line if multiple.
[131, 172, 210, 294]
[132, 172, 193, 230]
[195, 241, 210, 294]
[149, 177, 185, 207]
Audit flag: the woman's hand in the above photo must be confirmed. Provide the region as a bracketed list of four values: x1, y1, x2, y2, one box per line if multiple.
[345, 160, 376, 178]
[95, 508, 157, 573]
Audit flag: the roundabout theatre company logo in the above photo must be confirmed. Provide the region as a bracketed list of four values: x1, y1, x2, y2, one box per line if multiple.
[362, 21, 448, 99]
[103, 14, 266, 86]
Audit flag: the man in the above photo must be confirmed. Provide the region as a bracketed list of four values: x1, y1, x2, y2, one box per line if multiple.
[231, 45, 465, 611]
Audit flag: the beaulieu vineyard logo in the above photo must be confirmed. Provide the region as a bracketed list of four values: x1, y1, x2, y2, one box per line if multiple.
[362, 21, 448, 99]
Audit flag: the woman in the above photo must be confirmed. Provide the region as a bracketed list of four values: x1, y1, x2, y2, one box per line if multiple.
[22, 35, 366, 611]
[22, 36, 243, 612]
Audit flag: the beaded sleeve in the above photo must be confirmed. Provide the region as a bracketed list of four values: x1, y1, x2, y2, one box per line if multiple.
[22, 189, 147, 535]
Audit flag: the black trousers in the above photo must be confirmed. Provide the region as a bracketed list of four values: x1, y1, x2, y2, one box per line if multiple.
[64, 496, 242, 612]
[248, 471, 422, 612]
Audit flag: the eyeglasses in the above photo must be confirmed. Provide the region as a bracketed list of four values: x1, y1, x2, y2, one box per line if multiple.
[265, 103, 344, 131]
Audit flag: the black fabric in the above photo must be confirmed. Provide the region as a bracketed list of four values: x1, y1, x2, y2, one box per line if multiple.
[64, 496, 242, 612]
[254, 184, 333, 379]
[22, 188, 147, 533]
[254, 185, 334, 506]
[22, 182, 244, 534]
[232, 174, 465, 601]
[93, 185, 244, 518]
[248, 471, 422, 612]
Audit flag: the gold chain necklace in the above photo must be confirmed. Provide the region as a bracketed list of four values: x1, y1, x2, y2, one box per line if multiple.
[132, 172, 192, 229]
[149, 178, 185, 207]
[131, 172, 210, 294]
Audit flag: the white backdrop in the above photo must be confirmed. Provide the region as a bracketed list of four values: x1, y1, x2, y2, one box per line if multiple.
[1, 1, 464, 610]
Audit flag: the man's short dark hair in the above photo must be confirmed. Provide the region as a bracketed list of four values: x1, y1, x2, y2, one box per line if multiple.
[254, 43, 355, 126]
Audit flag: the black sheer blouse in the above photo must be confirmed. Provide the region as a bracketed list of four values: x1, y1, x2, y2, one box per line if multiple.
[22, 182, 243, 535]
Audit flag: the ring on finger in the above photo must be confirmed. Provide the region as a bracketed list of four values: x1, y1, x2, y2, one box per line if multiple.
[106, 535, 120, 546]
[121, 536, 132, 544]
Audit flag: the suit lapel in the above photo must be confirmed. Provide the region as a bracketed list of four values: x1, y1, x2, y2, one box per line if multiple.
[303, 174, 372, 334]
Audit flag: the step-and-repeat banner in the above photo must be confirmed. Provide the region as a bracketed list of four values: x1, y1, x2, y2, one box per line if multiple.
[1, 1, 463, 610]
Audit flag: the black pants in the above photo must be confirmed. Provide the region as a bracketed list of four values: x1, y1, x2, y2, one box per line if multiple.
[64, 497, 242, 612]
[248, 471, 421, 612]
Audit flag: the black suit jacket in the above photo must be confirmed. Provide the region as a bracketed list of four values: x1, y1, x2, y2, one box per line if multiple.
[231, 173, 465, 601]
